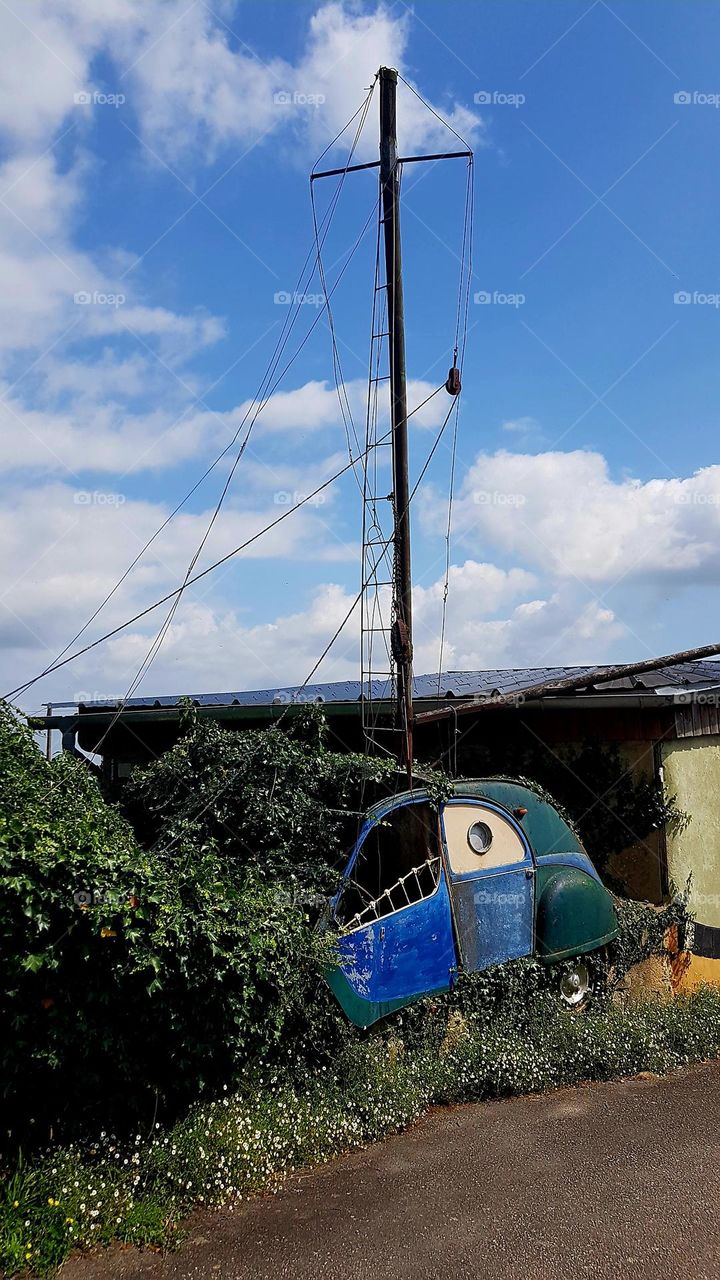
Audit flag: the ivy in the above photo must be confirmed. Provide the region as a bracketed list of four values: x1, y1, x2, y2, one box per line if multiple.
[0, 697, 693, 1162]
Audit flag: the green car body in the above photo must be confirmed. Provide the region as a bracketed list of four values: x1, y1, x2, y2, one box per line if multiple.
[327, 778, 619, 1027]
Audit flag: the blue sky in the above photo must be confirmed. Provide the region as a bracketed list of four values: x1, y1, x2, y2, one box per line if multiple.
[2, 0, 720, 709]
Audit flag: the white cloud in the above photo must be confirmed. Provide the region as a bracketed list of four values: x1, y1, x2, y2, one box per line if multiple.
[235, 376, 451, 436]
[4, 546, 621, 711]
[0, 387, 225, 474]
[111, 2, 482, 163]
[0, 368, 449, 474]
[449, 448, 720, 586]
[0, 480, 357, 700]
[289, 4, 481, 161]
[501, 415, 543, 444]
[0, 145, 227, 369]
[0, 2, 482, 161]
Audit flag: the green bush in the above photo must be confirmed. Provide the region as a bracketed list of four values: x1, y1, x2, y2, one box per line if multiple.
[0, 696, 695, 1151]
[121, 704, 401, 889]
[0, 704, 360, 1148]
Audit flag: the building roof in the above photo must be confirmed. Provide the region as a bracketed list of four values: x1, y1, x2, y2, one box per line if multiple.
[68, 658, 720, 713]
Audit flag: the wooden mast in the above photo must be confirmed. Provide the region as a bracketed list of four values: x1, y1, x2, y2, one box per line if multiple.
[379, 66, 414, 782]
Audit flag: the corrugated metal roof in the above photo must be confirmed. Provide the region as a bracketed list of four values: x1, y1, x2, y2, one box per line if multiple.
[77, 659, 720, 713]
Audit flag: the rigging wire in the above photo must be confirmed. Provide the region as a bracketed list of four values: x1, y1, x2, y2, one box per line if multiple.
[356, 77, 475, 749]
[12, 90, 381, 709]
[145, 79, 477, 849]
[6, 386, 445, 703]
[30, 199, 342, 697]
[310, 80, 378, 497]
[88, 86, 381, 754]
[396, 73, 475, 152]
[133, 377, 467, 864]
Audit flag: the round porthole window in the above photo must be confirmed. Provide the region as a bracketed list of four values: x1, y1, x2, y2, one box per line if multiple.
[467, 820, 493, 854]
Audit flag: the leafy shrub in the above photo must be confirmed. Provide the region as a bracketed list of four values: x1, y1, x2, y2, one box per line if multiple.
[611, 888, 693, 981]
[0, 704, 358, 1148]
[121, 705, 401, 890]
[0, 695, 695, 1152]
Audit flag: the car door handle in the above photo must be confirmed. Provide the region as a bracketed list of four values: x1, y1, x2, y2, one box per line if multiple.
[525, 868, 534, 879]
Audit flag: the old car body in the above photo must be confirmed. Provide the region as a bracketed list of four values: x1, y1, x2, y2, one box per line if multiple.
[327, 779, 618, 1027]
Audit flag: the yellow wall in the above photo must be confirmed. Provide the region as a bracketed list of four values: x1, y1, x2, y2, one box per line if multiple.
[674, 953, 720, 994]
[662, 735, 720, 928]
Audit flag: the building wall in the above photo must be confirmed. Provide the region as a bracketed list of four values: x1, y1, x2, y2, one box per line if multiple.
[662, 734, 720, 990]
[662, 735, 720, 927]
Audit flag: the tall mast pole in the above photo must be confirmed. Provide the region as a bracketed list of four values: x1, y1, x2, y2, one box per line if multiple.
[379, 66, 414, 782]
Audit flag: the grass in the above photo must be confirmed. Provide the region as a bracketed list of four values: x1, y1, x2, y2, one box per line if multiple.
[4, 984, 720, 1276]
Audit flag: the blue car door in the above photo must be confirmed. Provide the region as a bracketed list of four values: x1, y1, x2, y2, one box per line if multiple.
[441, 799, 535, 971]
[329, 798, 457, 1025]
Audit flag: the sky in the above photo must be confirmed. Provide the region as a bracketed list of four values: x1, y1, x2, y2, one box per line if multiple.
[2, 0, 720, 712]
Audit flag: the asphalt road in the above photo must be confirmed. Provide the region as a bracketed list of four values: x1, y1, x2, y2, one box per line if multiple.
[62, 1060, 720, 1280]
